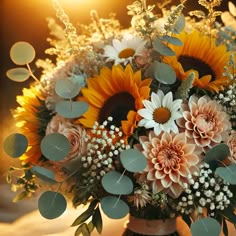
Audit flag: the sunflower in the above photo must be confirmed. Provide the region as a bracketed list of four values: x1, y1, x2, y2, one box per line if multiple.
[13, 85, 52, 165]
[163, 31, 231, 93]
[77, 64, 152, 136]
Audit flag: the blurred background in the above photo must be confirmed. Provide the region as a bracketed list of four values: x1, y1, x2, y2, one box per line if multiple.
[0, 0, 232, 234]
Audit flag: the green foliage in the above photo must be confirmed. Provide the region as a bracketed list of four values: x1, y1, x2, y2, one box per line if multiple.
[191, 217, 221, 236]
[55, 100, 89, 118]
[160, 35, 183, 46]
[72, 200, 102, 236]
[102, 171, 133, 195]
[3, 133, 28, 158]
[10, 41, 35, 65]
[101, 196, 129, 219]
[204, 143, 230, 163]
[151, 60, 176, 85]
[215, 164, 236, 184]
[120, 149, 147, 172]
[40, 133, 71, 161]
[6, 68, 30, 82]
[31, 166, 57, 183]
[153, 38, 175, 56]
[55, 78, 81, 99]
[38, 191, 67, 219]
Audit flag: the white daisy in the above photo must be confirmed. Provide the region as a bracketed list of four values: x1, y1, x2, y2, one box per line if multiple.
[138, 91, 182, 135]
[103, 34, 146, 65]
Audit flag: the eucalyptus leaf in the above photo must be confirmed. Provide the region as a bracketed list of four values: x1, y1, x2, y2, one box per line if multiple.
[153, 38, 175, 56]
[40, 133, 70, 161]
[120, 149, 147, 172]
[101, 196, 129, 219]
[215, 164, 236, 184]
[3, 133, 28, 158]
[152, 61, 176, 85]
[172, 14, 185, 34]
[38, 191, 67, 219]
[55, 100, 89, 118]
[55, 79, 81, 99]
[31, 166, 57, 183]
[191, 217, 221, 236]
[102, 171, 133, 195]
[6, 68, 30, 82]
[10, 41, 35, 65]
[160, 35, 183, 46]
[204, 143, 230, 163]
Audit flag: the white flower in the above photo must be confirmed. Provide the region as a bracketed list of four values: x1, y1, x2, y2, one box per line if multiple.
[103, 34, 146, 65]
[138, 91, 182, 135]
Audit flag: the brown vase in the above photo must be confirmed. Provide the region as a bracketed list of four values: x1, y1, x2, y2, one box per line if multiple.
[122, 215, 180, 236]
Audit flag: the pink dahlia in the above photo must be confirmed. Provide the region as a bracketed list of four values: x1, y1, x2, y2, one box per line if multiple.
[135, 131, 201, 198]
[177, 95, 231, 149]
[227, 131, 236, 163]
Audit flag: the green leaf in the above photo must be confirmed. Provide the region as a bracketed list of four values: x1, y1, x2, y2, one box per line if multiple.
[13, 191, 28, 202]
[222, 218, 228, 236]
[6, 68, 30, 82]
[191, 217, 221, 236]
[40, 133, 70, 161]
[152, 61, 176, 85]
[38, 191, 67, 219]
[222, 207, 236, 223]
[10, 41, 35, 65]
[215, 164, 236, 184]
[153, 38, 175, 56]
[204, 143, 230, 163]
[31, 166, 57, 183]
[102, 171, 133, 195]
[182, 214, 192, 228]
[120, 149, 147, 172]
[92, 207, 103, 234]
[55, 79, 81, 99]
[71, 207, 94, 226]
[160, 35, 183, 46]
[3, 133, 28, 158]
[172, 14, 185, 34]
[87, 221, 95, 233]
[101, 196, 129, 219]
[81, 223, 90, 236]
[55, 100, 89, 119]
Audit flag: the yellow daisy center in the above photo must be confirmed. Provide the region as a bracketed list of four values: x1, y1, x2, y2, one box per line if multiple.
[118, 48, 135, 59]
[153, 107, 171, 124]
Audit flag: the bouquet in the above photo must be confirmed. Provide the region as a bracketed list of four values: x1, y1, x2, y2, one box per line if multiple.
[3, 0, 236, 235]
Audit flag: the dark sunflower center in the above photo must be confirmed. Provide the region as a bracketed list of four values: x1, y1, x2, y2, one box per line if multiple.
[178, 55, 216, 81]
[98, 92, 135, 127]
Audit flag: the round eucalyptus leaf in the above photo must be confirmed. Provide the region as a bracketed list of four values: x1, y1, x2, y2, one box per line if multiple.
[191, 217, 221, 236]
[10, 41, 35, 65]
[55, 100, 89, 118]
[160, 35, 183, 46]
[204, 143, 230, 163]
[172, 14, 185, 34]
[101, 196, 129, 219]
[102, 171, 133, 195]
[31, 166, 57, 183]
[215, 164, 236, 184]
[38, 191, 67, 219]
[55, 79, 81, 99]
[152, 61, 176, 85]
[120, 149, 147, 172]
[40, 133, 70, 161]
[6, 68, 30, 82]
[3, 133, 28, 158]
[153, 38, 175, 56]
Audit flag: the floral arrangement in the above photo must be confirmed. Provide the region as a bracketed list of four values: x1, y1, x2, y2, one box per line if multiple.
[3, 0, 236, 235]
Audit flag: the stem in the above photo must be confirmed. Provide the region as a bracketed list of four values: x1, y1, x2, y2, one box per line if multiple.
[113, 195, 121, 208]
[117, 169, 126, 183]
[26, 64, 40, 83]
